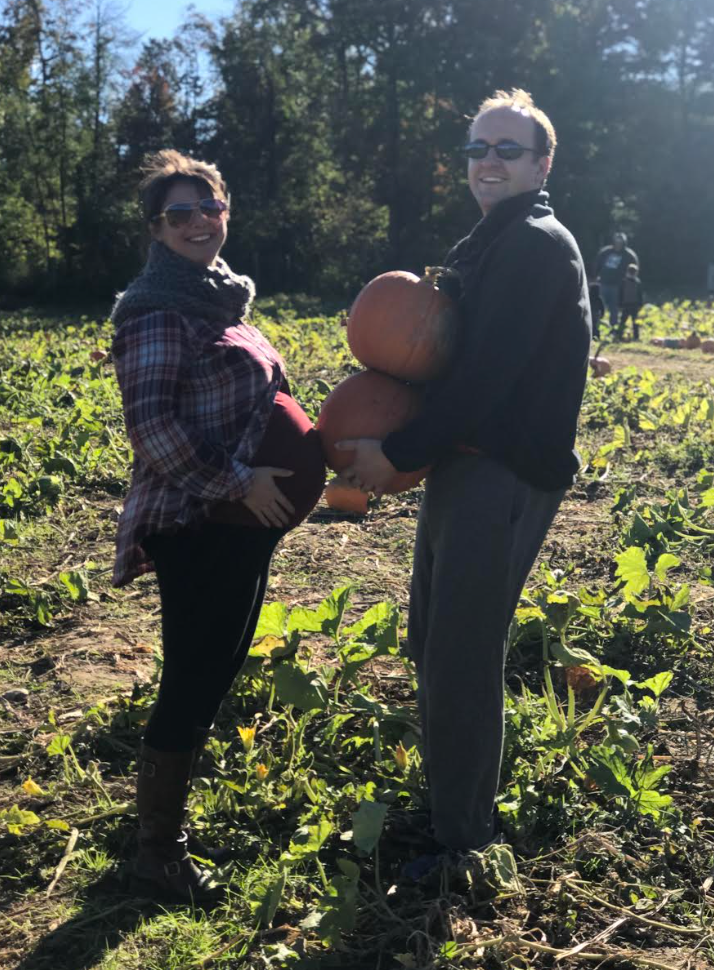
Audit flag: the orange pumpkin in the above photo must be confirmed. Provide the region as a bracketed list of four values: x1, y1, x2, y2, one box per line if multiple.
[316, 369, 428, 493]
[684, 332, 701, 349]
[565, 665, 599, 694]
[347, 268, 460, 382]
[324, 476, 369, 514]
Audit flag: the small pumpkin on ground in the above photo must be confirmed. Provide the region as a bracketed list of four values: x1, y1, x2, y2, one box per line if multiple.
[565, 665, 599, 694]
[316, 369, 429, 494]
[684, 331, 701, 349]
[324, 476, 369, 514]
[589, 356, 611, 377]
[347, 267, 460, 382]
[589, 343, 611, 378]
[701, 338, 714, 354]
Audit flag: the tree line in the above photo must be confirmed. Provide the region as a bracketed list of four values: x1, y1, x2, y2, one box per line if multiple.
[1, 0, 713, 303]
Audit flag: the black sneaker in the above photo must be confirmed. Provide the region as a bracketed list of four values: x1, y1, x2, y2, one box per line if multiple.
[400, 819, 504, 883]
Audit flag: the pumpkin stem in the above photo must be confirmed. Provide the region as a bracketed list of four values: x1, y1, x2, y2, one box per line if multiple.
[422, 265, 461, 301]
[422, 265, 447, 286]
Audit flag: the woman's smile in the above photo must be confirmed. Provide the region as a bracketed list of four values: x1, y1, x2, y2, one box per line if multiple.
[151, 180, 229, 266]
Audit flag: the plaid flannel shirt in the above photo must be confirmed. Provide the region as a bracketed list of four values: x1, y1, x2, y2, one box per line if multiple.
[112, 310, 285, 587]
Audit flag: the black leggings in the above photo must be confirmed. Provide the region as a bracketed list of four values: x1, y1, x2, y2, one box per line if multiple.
[142, 522, 283, 751]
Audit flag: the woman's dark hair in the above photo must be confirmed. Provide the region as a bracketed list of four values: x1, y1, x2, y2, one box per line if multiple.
[138, 149, 228, 224]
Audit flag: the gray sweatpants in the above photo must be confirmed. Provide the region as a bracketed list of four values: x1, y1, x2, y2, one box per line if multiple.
[407, 453, 565, 850]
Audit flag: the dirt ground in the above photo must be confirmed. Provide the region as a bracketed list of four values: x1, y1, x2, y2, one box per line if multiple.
[601, 342, 714, 379]
[2, 341, 711, 747]
[1, 338, 710, 716]
[2, 340, 714, 970]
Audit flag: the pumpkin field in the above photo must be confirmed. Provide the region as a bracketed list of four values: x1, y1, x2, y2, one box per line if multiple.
[2, 300, 714, 970]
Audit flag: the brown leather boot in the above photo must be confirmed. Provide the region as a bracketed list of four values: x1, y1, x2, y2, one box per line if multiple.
[185, 726, 233, 865]
[134, 744, 218, 902]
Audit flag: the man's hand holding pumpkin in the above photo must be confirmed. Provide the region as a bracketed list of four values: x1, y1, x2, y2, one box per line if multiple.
[334, 438, 396, 496]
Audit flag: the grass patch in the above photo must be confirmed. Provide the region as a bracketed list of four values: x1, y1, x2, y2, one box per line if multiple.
[2, 302, 714, 969]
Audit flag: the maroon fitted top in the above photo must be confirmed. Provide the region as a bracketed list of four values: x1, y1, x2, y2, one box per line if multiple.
[209, 390, 326, 529]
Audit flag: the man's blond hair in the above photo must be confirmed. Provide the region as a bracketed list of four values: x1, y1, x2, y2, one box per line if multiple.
[472, 88, 557, 163]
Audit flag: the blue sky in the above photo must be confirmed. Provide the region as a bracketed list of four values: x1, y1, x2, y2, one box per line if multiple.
[126, 0, 236, 41]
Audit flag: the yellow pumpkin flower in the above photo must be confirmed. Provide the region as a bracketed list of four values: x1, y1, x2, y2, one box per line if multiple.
[255, 763, 269, 782]
[22, 777, 45, 797]
[394, 742, 410, 772]
[237, 725, 256, 753]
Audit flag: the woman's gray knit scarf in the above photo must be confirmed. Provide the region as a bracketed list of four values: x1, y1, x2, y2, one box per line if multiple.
[111, 241, 255, 329]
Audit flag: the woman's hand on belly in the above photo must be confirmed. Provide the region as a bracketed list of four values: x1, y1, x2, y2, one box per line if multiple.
[242, 467, 295, 527]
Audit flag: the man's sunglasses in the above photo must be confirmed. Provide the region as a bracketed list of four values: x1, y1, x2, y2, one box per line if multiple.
[460, 140, 542, 161]
[152, 198, 229, 228]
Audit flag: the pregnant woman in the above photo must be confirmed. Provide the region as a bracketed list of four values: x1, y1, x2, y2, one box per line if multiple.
[111, 149, 325, 901]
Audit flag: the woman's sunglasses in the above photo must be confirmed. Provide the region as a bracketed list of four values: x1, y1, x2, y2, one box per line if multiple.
[460, 140, 542, 161]
[153, 198, 229, 228]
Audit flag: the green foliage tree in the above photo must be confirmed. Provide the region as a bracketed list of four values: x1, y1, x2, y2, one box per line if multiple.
[0, 0, 713, 300]
[0, 1, 49, 288]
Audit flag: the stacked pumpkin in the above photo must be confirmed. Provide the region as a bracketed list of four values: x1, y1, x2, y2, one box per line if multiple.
[317, 268, 460, 512]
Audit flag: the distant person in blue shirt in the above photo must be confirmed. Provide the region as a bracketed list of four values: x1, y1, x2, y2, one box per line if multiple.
[594, 232, 639, 331]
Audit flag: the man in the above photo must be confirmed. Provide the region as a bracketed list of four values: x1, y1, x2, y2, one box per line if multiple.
[594, 231, 639, 333]
[338, 89, 591, 860]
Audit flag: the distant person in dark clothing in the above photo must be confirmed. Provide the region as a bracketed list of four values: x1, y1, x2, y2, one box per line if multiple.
[588, 280, 605, 340]
[594, 232, 639, 331]
[617, 263, 644, 340]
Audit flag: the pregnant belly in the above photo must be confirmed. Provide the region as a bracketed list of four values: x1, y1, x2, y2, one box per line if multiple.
[209, 391, 326, 529]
